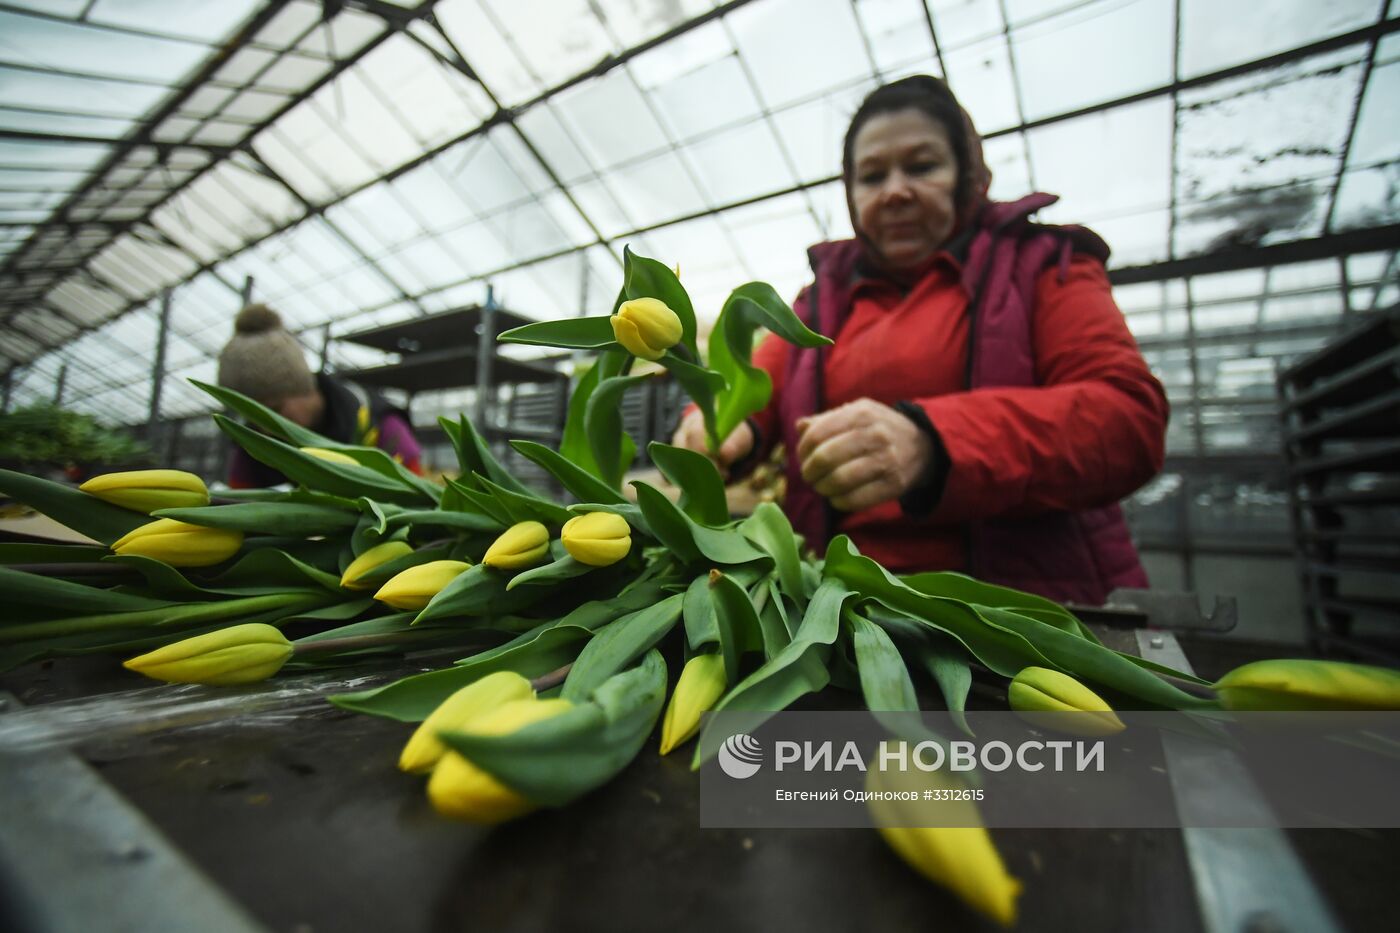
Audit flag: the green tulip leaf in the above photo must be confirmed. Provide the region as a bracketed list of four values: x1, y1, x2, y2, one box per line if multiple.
[413, 563, 549, 624]
[909, 627, 975, 736]
[849, 611, 919, 712]
[441, 649, 667, 808]
[561, 593, 683, 702]
[709, 282, 830, 442]
[214, 415, 428, 506]
[901, 570, 1093, 641]
[191, 380, 437, 501]
[682, 573, 718, 650]
[0, 564, 175, 615]
[694, 578, 854, 768]
[472, 473, 574, 526]
[587, 373, 649, 489]
[657, 353, 725, 450]
[739, 502, 808, 609]
[509, 440, 629, 506]
[153, 502, 359, 537]
[442, 478, 515, 527]
[0, 467, 151, 545]
[0, 542, 108, 564]
[497, 315, 618, 350]
[385, 505, 503, 535]
[631, 481, 769, 567]
[709, 572, 765, 675]
[330, 583, 666, 721]
[648, 441, 728, 525]
[506, 554, 593, 591]
[440, 413, 537, 498]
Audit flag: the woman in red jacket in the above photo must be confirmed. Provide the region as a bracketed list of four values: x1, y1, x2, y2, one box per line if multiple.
[672, 75, 1168, 605]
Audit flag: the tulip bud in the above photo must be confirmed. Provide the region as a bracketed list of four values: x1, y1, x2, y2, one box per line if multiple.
[373, 560, 471, 610]
[123, 623, 293, 686]
[1007, 667, 1124, 737]
[399, 671, 535, 774]
[80, 469, 209, 513]
[426, 697, 574, 823]
[561, 512, 631, 567]
[868, 748, 1021, 926]
[340, 541, 415, 590]
[482, 521, 551, 571]
[659, 653, 726, 755]
[610, 297, 683, 361]
[1215, 659, 1400, 711]
[111, 518, 243, 567]
[300, 446, 359, 466]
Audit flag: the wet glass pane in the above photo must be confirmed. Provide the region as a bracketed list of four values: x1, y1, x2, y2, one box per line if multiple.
[926, 0, 1005, 49]
[1180, 0, 1378, 79]
[554, 69, 669, 171]
[856, 0, 936, 74]
[0, 10, 210, 84]
[89, 0, 261, 43]
[607, 149, 708, 229]
[943, 35, 1020, 133]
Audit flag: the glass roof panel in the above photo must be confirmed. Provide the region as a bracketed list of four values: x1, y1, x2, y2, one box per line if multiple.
[729, 0, 872, 110]
[943, 35, 1020, 133]
[1179, 0, 1379, 79]
[606, 148, 709, 229]
[1012, 0, 1174, 120]
[88, 0, 261, 44]
[1346, 57, 1400, 168]
[1331, 166, 1400, 231]
[515, 102, 596, 186]
[0, 10, 210, 84]
[646, 50, 760, 144]
[1174, 47, 1364, 255]
[770, 80, 875, 184]
[0, 64, 171, 119]
[855, 0, 937, 75]
[553, 68, 670, 171]
[683, 119, 796, 205]
[483, 0, 616, 91]
[592, 0, 716, 50]
[1030, 97, 1173, 227]
[926, 0, 1005, 49]
[434, 0, 539, 106]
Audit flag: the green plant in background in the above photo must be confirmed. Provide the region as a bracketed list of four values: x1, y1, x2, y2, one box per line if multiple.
[1, 247, 1398, 927]
[0, 403, 149, 467]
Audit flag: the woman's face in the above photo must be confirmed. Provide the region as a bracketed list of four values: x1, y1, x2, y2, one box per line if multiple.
[849, 109, 959, 271]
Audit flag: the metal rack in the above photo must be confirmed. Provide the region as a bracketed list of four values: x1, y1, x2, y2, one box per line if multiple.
[1277, 306, 1400, 662]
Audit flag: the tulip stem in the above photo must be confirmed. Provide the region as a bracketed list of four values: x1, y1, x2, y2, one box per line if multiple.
[530, 663, 572, 692]
[293, 631, 471, 655]
[0, 592, 331, 644]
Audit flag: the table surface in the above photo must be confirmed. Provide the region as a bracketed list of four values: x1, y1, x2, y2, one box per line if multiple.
[0, 632, 1394, 933]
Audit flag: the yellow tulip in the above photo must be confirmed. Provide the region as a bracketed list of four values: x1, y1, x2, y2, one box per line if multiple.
[426, 697, 574, 823]
[340, 541, 414, 590]
[123, 623, 293, 686]
[610, 297, 682, 361]
[373, 560, 471, 610]
[111, 518, 242, 567]
[1007, 666, 1124, 737]
[1215, 659, 1400, 711]
[300, 446, 359, 466]
[659, 653, 726, 755]
[868, 749, 1021, 927]
[483, 521, 551, 570]
[399, 671, 535, 774]
[79, 469, 209, 513]
[561, 511, 631, 567]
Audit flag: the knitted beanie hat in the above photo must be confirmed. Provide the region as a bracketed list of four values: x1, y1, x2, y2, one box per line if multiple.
[217, 304, 316, 403]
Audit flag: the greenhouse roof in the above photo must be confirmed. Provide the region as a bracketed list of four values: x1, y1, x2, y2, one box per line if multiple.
[0, 0, 1397, 435]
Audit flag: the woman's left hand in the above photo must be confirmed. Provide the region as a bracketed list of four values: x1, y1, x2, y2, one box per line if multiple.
[795, 398, 933, 512]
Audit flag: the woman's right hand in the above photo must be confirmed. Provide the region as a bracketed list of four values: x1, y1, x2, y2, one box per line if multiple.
[671, 409, 755, 477]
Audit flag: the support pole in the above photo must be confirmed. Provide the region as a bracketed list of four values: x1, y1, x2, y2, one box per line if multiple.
[53, 361, 68, 406]
[474, 285, 496, 430]
[148, 290, 173, 450]
[240, 275, 254, 305]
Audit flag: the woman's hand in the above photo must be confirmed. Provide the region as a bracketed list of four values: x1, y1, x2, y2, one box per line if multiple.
[670, 409, 755, 478]
[796, 398, 932, 511]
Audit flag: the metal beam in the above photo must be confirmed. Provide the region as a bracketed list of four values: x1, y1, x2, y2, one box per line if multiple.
[1110, 224, 1400, 285]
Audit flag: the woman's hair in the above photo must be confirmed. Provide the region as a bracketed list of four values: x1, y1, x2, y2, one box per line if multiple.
[842, 75, 976, 219]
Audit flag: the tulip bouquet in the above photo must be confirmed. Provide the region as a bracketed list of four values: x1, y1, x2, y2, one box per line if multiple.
[2, 247, 1399, 927]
